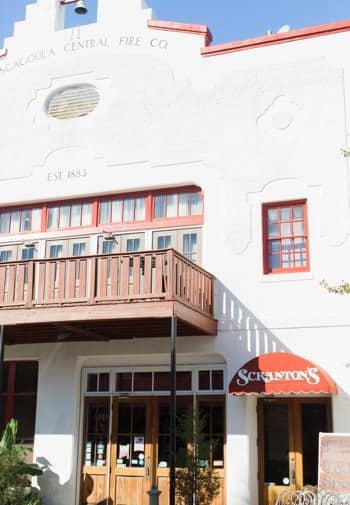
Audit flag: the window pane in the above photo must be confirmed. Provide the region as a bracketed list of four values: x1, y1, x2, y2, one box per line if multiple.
[31, 208, 41, 231]
[15, 362, 38, 394]
[293, 221, 304, 235]
[294, 238, 306, 250]
[183, 233, 198, 262]
[281, 223, 292, 236]
[281, 239, 293, 252]
[179, 194, 190, 216]
[116, 373, 132, 392]
[0, 212, 10, 233]
[71, 204, 81, 227]
[167, 194, 177, 217]
[72, 243, 86, 256]
[269, 255, 281, 269]
[154, 372, 170, 391]
[268, 223, 279, 238]
[293, 206, 304, 219]
[87, 374, 98, 392]
[126, 239, 140, 253]
[99, 373, 110, 392]
[135, 198, 146, 221]
[112, 200, 123, 222]
[154, 196, 166, 219]
[176, 371, 191, 390]
[269, 240, 280, 253]
[99, 201, 110, 224]
[280, 207, 292, 221]
[157, 235, 172, 249]
[123, 199, 134, 221]
[48, 207, 59, 229]
[21, 209, 31, 232]
[199, 370, 210, 390]
[81, 203, 92, 226]
[59, 206, 70, 228]
[14, 396, 37, 443]
[268, 209, 279, 223]
[133, 372, 152, 391]
[102, 240, 116, 254]
[49, 244, 63, 258]
[282, 254, 293, 268]
[212, 370, 224, 390]
[22, 247, 35, 260]
[10, 211, 20, 233]
[191, 193, 202, 215]
[0, 250, 12, 262]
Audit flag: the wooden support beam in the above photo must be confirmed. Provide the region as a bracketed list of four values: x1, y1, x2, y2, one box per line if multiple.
[54, 323, 110, 342]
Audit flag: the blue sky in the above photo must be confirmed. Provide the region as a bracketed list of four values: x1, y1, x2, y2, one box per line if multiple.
[0, 0, 350, 47]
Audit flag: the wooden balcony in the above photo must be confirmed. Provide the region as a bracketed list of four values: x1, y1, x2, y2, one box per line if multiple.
[0, 249, 217, 344]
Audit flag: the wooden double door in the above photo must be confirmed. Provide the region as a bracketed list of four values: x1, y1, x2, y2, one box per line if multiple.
[258, 398, 332, 505]
[81, 396, 225, 505]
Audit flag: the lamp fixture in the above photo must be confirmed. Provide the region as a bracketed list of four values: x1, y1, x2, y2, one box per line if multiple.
[75, 0, 88, 15]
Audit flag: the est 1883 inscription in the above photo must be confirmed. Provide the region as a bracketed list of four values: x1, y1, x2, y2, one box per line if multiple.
[47, 169, 87, 182]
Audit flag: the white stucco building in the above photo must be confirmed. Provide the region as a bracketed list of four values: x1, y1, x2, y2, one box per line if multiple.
[1, 1, 350, 504]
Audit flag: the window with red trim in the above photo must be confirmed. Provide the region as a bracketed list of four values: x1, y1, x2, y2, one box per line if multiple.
[99, 196, 146, 225]
[153, 191, 202, 219]
[0, 187, 203, 235]
[0, 361, 38, 443]
[263, 201, 309, 274]
[0, 208, 41, 234]
[47, 202, 93, 230]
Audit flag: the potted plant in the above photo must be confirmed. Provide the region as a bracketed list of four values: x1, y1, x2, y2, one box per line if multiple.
[0, 419, 42, 505]
[175, 410, 220, 505]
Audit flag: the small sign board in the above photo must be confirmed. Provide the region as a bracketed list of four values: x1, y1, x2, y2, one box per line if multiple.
[319, 433, 350, 493]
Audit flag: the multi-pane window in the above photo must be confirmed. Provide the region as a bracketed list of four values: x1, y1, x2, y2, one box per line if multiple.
[153, 229, 202, 264]
[0, 362, 38, 444]
[182, 233, 198, 262]
[0, 250, 12, 262]
[21, 246, 35, 260]
[47, 202, 93, 230]
[0, 208, 41, 234]
[154, 192, 202, 219]
[263, 201, 309, 273]
[0, 188, 203, 236]
[99, 197, 146, 225]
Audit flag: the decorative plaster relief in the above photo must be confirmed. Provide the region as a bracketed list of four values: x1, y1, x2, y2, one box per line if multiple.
[257, 95, 299, 133]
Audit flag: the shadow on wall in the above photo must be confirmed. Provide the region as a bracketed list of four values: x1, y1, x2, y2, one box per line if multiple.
[35, 457, 108, 505]
[215, 280, 290, 364]
[35, 457, 75, 505]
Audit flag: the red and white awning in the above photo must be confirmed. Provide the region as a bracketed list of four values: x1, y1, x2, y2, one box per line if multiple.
[229, 352, 337, 396]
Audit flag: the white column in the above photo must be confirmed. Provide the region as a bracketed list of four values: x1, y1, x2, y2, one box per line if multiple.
[226, 394, 259, 505]
[33, 344, 81, 505]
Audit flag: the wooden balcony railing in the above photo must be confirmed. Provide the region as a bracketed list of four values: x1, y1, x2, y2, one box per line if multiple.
[0, 249, 214, 318]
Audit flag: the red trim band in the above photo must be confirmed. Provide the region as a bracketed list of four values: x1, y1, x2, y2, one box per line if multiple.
[148, 20, 212, 46]
[202, 19, 350, 57]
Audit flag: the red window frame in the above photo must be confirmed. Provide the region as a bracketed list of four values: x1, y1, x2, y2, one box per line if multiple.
[0, 186, 204, 236]
[262, 200, 310, 274]
[0, 361, 38, 442]
[0, 206, 41, 235]
[153, 190, 204, 221]
[47, 201, 94, 231]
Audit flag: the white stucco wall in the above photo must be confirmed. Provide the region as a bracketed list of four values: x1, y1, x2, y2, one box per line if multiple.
[2, 1, 350, 504]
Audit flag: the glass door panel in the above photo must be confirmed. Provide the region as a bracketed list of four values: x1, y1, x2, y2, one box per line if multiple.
[81, 398, 110, 505]
[264, 402, 291, 487]
[110, 398, 151, 505]
[300, 402, 329, 486]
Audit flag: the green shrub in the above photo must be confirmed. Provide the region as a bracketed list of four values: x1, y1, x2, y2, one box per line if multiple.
[0, 419, 42, 505]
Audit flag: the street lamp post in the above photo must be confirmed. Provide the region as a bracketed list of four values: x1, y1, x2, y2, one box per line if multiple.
[169, 316, 177, 505]
[0, 326, 5, 395]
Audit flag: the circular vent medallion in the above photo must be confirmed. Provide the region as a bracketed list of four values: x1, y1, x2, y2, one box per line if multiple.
[47, 84, 99, 120]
